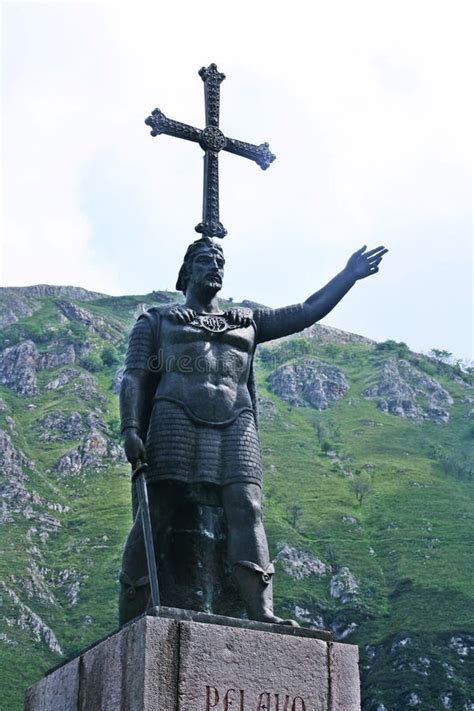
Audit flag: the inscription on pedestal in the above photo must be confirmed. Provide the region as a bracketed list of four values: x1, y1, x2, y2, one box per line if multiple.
[205, 686, 307, 710]
[178, 621, 328, 711]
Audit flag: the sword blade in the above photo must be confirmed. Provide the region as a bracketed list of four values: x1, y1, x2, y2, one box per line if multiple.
[132, 463, 160, 609]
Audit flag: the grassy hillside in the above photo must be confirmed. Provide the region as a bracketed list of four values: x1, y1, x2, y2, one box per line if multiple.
[0, 287, 472, 710]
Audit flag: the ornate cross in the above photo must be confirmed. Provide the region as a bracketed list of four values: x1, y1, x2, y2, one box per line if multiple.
[145, 63, 276, 239]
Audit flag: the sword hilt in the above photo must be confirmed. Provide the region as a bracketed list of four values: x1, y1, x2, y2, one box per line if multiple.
[131, 459, 148, 482]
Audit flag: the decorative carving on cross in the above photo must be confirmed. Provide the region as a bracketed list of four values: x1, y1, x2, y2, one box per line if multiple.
[145, 63, 276, 239]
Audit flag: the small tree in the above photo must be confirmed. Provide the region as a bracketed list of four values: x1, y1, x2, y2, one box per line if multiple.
[314, 419, 327, 446]
[101, 345, 119, 367]
[286, 504, 303, 529]
[429, 348, 452, 363]
[351, 475, 373, 506]
[81, 353, 102, 372]
[321, 440, 332, 454]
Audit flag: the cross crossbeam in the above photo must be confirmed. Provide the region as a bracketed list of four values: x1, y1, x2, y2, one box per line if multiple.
[145, 63, 276, 239]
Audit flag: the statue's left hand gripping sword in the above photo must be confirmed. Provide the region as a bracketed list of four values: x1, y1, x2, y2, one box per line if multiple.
[145, 63, 276, 239]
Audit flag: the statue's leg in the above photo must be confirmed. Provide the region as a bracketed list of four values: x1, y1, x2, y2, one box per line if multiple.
[222, 482, 297, 626]
[118, 512, 150, 626]
[118, 483, 174, 626]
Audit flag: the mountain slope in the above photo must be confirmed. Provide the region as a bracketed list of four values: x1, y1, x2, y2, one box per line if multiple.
[0, 286, 472, 711]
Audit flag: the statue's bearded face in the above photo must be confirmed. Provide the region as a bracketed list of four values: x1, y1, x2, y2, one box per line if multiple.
[188, 248, 225, 292]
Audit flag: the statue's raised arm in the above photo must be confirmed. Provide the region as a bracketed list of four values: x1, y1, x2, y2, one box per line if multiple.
[253, 245, 388, 344]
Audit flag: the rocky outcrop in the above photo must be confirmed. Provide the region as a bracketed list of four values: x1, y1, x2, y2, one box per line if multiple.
[288, 603, 359, 641]
[294, 323, 374, 346]
[44, 369, 102, 402]
[0, 339, 93, 397]
[275, 543, 328, 579]
[1, 582, 62, 655]
[260, 318, 375, 347]
[44, 368, 80, 391]
[55, 300, 113, 340]
[257, 395, 278, 421]
[0, 291, 40, 328]
[0, 340, 39, 396]
[0, 429, 33, 476]
[364, 358, 453, 422]
[1, 285, 105, 301]
[111, 367, 124, 395]
[0, 429, 34, 522]
[21, 559, 57, 606]
[33, 411, 106, 443]
[329, 567, 359, 603]
[268, 358, 349, 410]
[53, 430, 124, 474]
[0, 285, 106, 332]
[40, 343, 76, 369]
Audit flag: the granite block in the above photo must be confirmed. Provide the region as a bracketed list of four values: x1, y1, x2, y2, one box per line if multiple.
[329, 641, 360, 711]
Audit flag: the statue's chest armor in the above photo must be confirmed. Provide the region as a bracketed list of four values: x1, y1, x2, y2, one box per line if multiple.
[160, 317, 254, 358]
[154, 317, 255, 424]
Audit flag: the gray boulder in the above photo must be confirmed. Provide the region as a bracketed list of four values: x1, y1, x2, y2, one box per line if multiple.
[275, 543, 328, 580]
[44, 368, 81, 391]
[44, 369, 102, 402]
[0, 291, 40, 328]
[0, 341, 39, 396]
[364, 358, 453, 422]
[55, 300, 114, 340]
[0, 429, 34, 522]
[33, 411, 106, 443]
[40, 343, 76, 369]
[53, 430, 125, 474]
[268, 358, 349, 410]
[329, 567, 359, 604]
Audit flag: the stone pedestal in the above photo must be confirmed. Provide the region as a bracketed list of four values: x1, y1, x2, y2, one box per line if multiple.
[25, 608, 360, 710]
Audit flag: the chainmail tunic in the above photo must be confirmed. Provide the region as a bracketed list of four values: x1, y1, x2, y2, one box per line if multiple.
[121, 303, 312, 486]
[146, 399, 262, 486]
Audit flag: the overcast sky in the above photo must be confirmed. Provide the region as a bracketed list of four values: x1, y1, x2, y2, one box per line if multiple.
[1, 1, 472, 358]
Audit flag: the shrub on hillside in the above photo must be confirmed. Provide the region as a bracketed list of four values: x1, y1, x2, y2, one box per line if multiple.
[375, 340, 410, 359]
[66, 321, 88, 343]
[101, 345, 120, 367]
[81, 353, 103, 372]
[22, 321, 51, 344]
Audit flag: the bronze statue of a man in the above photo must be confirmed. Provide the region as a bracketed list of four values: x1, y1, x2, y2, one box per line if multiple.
[119, 238, 387, 626]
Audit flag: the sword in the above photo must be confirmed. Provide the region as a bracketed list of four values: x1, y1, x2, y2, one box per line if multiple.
[131, 460, 161, 609]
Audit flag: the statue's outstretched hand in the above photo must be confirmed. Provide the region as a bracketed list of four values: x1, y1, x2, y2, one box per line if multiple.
[123, 428, 147, 469]
[346, 245, 388, 280]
